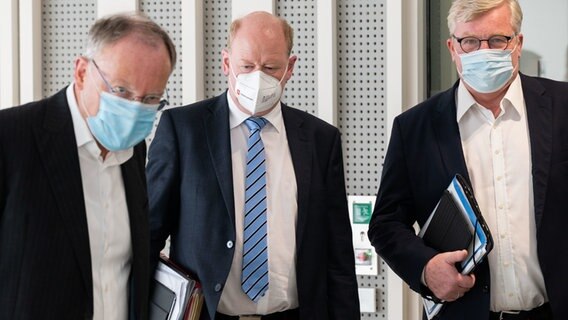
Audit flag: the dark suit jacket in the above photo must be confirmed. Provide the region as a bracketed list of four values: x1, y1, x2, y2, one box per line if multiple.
[147, 92, 360, 320]
[0, 88, 150, 320]
[368, 74, 568, 319]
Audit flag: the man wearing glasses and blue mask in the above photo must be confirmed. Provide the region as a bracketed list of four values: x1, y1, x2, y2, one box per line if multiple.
[369, 0, 568, 319]
[0, 13, 175, 320]
[146, 11, 360, 320]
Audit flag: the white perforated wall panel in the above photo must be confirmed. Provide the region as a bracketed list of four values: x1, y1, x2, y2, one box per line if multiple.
[338, 1, 386, 197]
[204, 0, 231, 98]
[140, 0, 183, 108]
[338, 1, 388, 318]
[276, 0, 318, 115]
[42, 0, 97, 98]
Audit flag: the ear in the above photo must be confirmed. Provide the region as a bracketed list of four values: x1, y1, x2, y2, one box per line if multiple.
[221, 48, 231, 76]
[446, 36, 458, 62]
[284, 55, 297, 82]
[74, 56, 89, 90]
[516, 33, 524, 58]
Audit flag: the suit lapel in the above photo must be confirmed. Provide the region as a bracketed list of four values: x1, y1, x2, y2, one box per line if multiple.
[431, 83, 470, 182]
[33, 88, 93, 299]
[121, 145, 149, 319]
[521, 74, 552, 229]
[205, 93, 236, 225]
[281, 105, 312, 247]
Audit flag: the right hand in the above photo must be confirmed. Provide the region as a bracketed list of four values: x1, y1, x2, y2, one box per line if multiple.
[424, 250, 475, 302]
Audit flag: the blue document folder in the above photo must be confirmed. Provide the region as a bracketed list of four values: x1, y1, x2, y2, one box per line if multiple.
[418, 174, 493, 319]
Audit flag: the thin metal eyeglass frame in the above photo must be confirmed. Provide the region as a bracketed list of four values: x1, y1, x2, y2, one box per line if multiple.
[90, 59, 169, 110]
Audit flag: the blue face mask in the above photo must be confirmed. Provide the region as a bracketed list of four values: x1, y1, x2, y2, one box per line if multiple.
[458, 48, 517, 94]
[85, 92, 158, 151]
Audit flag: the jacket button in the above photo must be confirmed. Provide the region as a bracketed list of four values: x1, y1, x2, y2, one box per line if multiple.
[226, 240, 234, 249]
[483, 285, 489, 293]
[215, 283, 223, 292]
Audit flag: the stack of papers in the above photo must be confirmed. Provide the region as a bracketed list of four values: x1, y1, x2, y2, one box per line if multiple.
[183, 284, 204, 320]
[150, 256, 203, 320]
[418, 174, 493, 319]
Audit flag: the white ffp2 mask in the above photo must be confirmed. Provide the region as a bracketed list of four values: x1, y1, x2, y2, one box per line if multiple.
[230, 64, 288, 115]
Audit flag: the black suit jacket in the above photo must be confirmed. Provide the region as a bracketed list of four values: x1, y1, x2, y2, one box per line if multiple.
[147, 92, 360, 319]
[0, 88, 150, 320]
[368, 74, 568, 319]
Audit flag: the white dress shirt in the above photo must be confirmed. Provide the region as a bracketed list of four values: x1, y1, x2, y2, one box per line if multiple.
[456, 75, 548, 311]
[67, 84, 134, 320]
[217, 95, 299, 315]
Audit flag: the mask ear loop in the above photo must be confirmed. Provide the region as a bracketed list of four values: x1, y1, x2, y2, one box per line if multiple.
[79, 61, 100, 119]
[277, 62, 290, 86]
[227, 61, 240, 97]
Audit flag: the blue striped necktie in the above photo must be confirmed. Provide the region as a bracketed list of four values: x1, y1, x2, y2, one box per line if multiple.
[242, 117, 269, 302]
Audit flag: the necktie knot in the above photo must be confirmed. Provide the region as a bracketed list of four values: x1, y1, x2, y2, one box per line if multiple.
[244, 117, 268, 132]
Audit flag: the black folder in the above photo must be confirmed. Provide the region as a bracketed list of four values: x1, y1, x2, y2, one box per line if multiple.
[420, 174, 493, 273]
[422, 190, 473, 253]
[150, 281, 176, 320]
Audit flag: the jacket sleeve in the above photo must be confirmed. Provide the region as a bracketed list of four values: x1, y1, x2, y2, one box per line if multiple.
[368, 117, 438, 294]
[0, 140, 4, 218]
[325, 129, 361, 319]
[146, 111, 181, 274]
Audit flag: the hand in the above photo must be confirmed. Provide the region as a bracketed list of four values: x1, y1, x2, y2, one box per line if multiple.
[424, 250, 475, 302]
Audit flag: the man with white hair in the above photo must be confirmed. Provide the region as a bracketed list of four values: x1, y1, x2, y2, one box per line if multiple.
[369, 0, 566, 319]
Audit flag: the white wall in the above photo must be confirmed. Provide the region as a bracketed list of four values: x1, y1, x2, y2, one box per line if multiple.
[518, 0, 568, 81]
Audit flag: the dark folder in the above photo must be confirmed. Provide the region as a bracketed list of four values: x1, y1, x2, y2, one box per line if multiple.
[422, 190, 473, 254]
[420, 174, 493, 273]
[150, 281, 176, 320]
[152, 255, 203, 320]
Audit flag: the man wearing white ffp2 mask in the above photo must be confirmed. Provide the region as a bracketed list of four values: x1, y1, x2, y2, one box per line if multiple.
[226, 57, 291, 117]
[146, 10, 361, 320]
[229, 63, 288, 115]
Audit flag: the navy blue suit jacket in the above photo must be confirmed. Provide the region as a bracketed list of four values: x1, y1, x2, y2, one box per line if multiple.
[368, 74, 568, 319]
[147, 92, 360, 319]
[0, 88, 150, 320]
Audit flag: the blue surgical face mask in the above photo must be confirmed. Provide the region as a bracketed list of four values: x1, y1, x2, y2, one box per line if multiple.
[457, 47, 517, 93]
[83, 91, 158, 152]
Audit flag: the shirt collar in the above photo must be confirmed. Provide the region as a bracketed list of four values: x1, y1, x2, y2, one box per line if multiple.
[456, 74, 523, 123]
[226, 91, 283, 133]
[502, 74, 524, 116]
[66, 84, 133, 165]
[67, 84, 93, 148]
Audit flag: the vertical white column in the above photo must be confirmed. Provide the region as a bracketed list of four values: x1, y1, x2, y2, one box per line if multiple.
[403, 3, 426, 319]
[0, 0, 19, 109]
[19, 0, 42, 104]
[385, 1, 405, 320]
[97, 0, 138, 17]
[385, 0, 403, 141]
[232, 0, 276, 19]
[402, 1, 426, 111]
[182, 0, 204, 104]
[316, 0, 337, 126]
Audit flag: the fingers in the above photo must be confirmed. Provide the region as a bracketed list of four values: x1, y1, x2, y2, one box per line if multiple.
[424, 250, 476, 301]
[444, 249, 468, 264]
[456, 272, 475, 289]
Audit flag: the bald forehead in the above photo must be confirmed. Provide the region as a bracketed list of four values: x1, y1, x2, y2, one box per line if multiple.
[237, 12, 286, 39]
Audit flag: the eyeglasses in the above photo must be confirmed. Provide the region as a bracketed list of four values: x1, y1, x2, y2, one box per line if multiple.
[91, 59, 169, 110]
[452, 34, 515, 53]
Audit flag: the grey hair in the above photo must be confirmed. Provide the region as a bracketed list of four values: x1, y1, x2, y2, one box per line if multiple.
[447, 0, 523, 35]
[83, 12, 176, 71]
